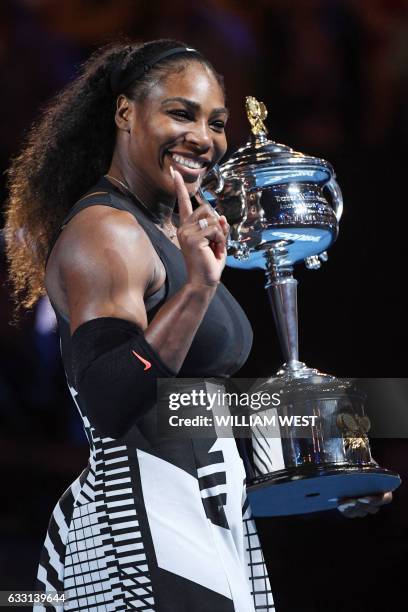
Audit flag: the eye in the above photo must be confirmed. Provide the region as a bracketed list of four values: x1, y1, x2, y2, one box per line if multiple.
[210, 120, 226, 132]
[168, 109, 192, 121]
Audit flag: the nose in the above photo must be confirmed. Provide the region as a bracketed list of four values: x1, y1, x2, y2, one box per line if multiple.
[185, 119, 212, 152]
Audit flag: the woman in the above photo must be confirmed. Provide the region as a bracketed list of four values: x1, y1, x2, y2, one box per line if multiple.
[5, 39, 274, 611]
[5, 37, 391, 612]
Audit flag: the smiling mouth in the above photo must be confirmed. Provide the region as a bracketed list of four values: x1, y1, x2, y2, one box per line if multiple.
[172, 153, 204, 169]
[167, 152, 209, 174]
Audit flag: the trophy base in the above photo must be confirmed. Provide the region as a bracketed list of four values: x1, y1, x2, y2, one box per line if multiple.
[247, 464, 401, 516]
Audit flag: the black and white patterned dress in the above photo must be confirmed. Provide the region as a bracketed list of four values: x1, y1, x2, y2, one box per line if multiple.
[35, 178, 275, 612]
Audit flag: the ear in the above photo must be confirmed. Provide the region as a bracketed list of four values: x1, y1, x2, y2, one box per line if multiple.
[114, 95, 135, 133]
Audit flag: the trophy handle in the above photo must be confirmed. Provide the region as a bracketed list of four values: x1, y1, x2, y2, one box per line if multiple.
[199, 163, 224, 199]
[325, 177, 343, 222]
[210, 164, 225, 194]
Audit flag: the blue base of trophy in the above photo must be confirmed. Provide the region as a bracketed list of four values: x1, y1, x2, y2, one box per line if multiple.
[248, 465, 401, 516]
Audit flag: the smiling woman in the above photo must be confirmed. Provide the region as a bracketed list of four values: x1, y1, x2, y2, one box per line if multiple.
[4, 40, 274, 612]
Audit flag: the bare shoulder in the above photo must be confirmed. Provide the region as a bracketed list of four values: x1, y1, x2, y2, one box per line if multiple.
[48, 205, 157, 333]
[58, 204, 152, 264]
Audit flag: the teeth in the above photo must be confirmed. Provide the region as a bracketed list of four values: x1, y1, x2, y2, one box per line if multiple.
[171, 153, 203, 170]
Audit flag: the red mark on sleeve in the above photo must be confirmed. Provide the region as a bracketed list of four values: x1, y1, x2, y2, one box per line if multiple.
[132, 350, 152, 371]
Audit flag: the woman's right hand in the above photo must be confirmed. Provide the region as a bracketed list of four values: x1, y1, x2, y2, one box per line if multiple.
[172, 168, 229, 290]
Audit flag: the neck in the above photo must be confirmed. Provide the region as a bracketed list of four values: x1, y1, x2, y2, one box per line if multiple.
[107, 158, 175, 224]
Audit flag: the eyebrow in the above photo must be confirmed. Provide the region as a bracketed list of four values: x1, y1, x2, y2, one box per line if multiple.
[161, 96, 229, 116]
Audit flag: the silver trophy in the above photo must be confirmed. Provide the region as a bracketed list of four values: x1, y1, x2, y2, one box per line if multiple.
[202, 97, 400, 516]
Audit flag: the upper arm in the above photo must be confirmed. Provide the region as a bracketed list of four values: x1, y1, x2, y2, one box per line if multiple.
[56, 206, 156, 335]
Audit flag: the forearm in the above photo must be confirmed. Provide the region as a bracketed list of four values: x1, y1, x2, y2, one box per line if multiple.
[145, 282, 217, 373]
[70, 283, 217, 439]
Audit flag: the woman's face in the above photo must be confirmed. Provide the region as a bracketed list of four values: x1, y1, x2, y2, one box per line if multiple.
[123, 61, 228, 201]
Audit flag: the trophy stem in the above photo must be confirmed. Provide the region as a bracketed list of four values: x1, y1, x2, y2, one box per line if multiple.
[264, 243, 301, 370]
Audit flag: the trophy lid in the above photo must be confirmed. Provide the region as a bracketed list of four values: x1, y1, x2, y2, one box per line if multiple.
[221, 96, 335, 190]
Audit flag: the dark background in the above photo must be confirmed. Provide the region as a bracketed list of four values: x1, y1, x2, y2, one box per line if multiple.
[0, 1, 407, 611]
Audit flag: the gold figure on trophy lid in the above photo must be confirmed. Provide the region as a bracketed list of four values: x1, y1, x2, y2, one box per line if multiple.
[245, 96, 268, 136]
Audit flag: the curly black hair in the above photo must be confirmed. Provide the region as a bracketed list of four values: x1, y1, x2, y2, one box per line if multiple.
[4, 38, 224, 314]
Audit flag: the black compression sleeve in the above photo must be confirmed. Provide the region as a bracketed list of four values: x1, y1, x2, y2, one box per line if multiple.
[71, 317, 176, 439]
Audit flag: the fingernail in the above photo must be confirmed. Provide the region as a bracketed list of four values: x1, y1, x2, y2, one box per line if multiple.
[357, 497, 371, 504]
[338, 502, 357, 512]
[170, 166, 175, 179]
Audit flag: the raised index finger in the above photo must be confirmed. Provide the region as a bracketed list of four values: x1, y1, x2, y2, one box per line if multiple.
[171, 168, 193, 224]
